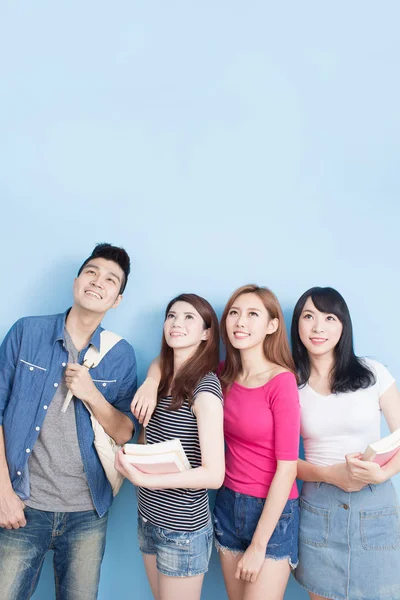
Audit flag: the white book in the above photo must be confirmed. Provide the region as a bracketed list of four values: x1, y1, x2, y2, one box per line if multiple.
[362, 428, 400, 467]
[123, 438, 191, 474]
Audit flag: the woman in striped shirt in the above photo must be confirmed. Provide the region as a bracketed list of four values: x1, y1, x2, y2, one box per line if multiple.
[116, 293, 224, 600]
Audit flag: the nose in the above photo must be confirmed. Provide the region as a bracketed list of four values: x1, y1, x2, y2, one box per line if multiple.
[90, 277, 104, 290]
[236, 313, 245, 328]
[312, 321, 324, 333]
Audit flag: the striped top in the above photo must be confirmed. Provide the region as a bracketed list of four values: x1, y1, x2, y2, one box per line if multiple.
[137, 372, 223, 531]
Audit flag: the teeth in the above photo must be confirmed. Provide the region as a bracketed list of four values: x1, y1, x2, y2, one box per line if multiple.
[86, 291, 101, 299]
[235, 333, 249, 338]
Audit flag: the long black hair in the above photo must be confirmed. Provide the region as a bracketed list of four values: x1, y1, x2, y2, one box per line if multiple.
[291, 287, 375, 393]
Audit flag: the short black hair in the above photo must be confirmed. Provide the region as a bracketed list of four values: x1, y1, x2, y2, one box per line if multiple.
[291, 286, 375, 393]
[77, 243, 131, 294]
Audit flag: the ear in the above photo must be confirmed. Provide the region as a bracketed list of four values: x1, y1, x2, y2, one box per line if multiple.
[267, 318, 279, 335]
[201, 328, 210, 341]
[112, 294, 123, 309]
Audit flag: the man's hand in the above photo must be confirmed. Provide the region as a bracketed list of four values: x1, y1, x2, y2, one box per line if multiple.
[0, 489, 26, 529]
[65, 364, 99, 404]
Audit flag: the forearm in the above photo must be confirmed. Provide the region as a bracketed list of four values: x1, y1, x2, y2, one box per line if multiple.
[297, 458, 332, 483]
[146, 357, 161, 384]
[0, 427, 13, 492]
[251, 463, 297, 549]
[381, 449, 400, 480]
[85, 390, 134, 445]
[138, 464, 224, 491]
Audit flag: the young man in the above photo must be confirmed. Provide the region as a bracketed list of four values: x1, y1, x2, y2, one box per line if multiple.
[0, 243, 138, 600]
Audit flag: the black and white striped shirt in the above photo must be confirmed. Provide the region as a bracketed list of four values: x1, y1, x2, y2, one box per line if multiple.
[137, 372, 223, 531]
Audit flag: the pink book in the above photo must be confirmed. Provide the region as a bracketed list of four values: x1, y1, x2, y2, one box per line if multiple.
[123, 438, 191, 475]
[362, 428, 400, 467]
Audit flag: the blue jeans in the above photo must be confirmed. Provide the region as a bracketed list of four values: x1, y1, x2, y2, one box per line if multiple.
[0, 507, 108, 600]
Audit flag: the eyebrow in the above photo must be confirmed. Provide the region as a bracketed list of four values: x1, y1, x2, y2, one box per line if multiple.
[231, 306, 261, 312]
[84, 263, 121, 283]
[167, 311, 197, 316]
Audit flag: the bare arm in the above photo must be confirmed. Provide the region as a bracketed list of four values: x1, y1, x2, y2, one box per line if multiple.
[131, 357, 161, 426]
[116, 391, 225, 489]
[0, 426, 26, 529]
[297, 458, 365, 492]
[65, 364, 134, 445]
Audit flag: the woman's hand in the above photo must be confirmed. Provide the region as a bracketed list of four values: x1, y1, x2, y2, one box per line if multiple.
[325, 461, 366, 492]
[131, 379, 158, 427]
[235, 543, 266, 583]
[114, 449, 145, 487]
[345, 453, 387, 485]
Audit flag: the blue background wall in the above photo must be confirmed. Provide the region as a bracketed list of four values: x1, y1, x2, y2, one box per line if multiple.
[1, 2, 399, 598]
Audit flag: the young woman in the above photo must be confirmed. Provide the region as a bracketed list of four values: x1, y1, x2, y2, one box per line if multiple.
[116, 293, 225, 600]
[213, 285, 300, 600]
[291, 286, 400, 600]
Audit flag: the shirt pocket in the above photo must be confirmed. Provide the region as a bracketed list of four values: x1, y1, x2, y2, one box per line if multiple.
[92, 378, 118, 401]
[12, 359, 47, 400]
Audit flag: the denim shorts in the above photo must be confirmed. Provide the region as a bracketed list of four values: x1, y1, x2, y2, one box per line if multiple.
[137, 513, 213, 577]
[213, 485, 299, 568]
[295, 480, 400, 600]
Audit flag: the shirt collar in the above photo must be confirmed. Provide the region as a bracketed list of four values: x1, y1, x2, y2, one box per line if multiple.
[54, 309, 102, 351]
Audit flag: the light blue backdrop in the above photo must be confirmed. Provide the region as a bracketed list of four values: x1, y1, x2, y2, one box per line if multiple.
[1, 1, 399, 599]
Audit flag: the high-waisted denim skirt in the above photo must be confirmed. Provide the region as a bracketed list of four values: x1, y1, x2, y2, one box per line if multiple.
[295, 480, 400, 600]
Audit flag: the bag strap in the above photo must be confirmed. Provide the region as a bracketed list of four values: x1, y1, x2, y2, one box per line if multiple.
[61, 330, 122, 413]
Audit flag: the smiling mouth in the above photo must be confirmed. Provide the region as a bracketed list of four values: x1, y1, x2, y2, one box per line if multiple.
[310, 338, 328, 343]
[85, 290, 102, 300]
[170, 332, 185, 337]
[234, 332, 250, 339]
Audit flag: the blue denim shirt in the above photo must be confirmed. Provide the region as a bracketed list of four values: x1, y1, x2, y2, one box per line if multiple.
[0, 310, 138, 517]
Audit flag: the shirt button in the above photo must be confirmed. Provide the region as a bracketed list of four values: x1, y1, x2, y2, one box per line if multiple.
[43, 405, 48, 410]
[102, 382, 107, 387]
[35, 426, 40, 431]
[62, 362, 66, 367]
[17, 471, 21, 476]
[54, 383, 58, 388]
[29, 366, 34, 371]
[343, 503, 349, 510]
[26, 448, 31, 453]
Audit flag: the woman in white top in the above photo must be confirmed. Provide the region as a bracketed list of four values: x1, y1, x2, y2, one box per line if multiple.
[291, 287, 400, 600]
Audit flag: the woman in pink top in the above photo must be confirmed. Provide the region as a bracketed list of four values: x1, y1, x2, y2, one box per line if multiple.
[213, 284, 300, 600]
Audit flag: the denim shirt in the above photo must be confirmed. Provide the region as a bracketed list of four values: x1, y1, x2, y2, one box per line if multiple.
[0, 310, 138, 517]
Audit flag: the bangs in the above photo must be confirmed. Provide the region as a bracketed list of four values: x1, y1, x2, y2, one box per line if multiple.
[310, 288, 347, 322]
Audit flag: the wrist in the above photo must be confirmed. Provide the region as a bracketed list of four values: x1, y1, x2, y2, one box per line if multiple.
[251, 535, 268, 551]
[84, 387, 103, 406]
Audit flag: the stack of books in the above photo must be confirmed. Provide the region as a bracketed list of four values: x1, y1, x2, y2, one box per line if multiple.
[123, 438, 191, 474]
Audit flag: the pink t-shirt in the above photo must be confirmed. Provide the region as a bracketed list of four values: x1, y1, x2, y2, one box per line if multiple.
[223, 371, 300, 499]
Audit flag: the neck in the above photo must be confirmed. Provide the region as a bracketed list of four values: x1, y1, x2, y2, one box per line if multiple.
[239, 344, 272, 377]
[172, 346, 198, 376]
[65, 305, 104, 351]
[308, 352, 335, 379]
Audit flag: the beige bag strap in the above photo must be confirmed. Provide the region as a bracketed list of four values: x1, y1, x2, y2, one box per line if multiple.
[61, 330, 122, 413]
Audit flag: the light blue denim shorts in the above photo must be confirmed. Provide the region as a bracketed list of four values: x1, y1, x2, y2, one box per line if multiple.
[295, 480, 400, 600]
[137, 513, 213, 577]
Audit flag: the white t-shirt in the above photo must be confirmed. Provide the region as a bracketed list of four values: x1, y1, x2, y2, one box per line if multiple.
[300, 358, 395, 466]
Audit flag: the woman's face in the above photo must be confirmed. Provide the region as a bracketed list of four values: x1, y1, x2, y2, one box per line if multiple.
[225, 292, 278, 351]
[164, 301, 208, 350]
[298, 297, 343, 357]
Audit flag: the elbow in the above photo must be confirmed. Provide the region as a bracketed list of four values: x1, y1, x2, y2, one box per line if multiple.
[206, 467, 225, 490]
[115, 425, 134, 446]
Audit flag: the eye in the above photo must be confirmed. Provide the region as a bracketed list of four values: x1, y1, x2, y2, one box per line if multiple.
[249, 311, 259, 317]
[303, 313, 313, 320]
[229, 309, 238, 316]
[166, 313, 174, 319]
[326, 315, 336, 321]
[107, 278, 116, 285]
[185, 315, 194, 320]
[86, 269, 96, 275]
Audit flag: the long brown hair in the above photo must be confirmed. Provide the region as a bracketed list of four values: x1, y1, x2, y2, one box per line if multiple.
[158, 293, 220, 410]
[220, 284, 296, 390]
